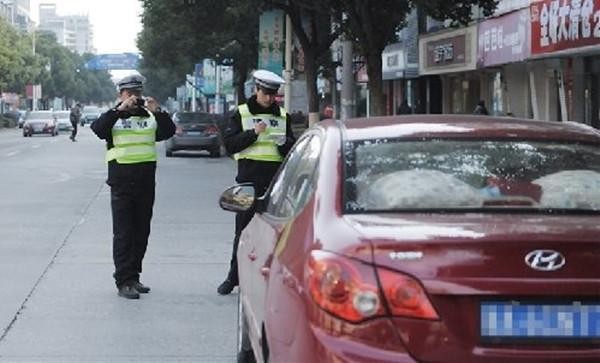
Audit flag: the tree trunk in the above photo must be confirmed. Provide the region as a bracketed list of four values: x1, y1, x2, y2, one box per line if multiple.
[365, 50, 386, 116]
[234, 61, 248, 105]
[303, 47, 320, 126]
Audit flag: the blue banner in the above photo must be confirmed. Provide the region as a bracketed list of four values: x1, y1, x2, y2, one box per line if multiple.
[84, 53, 140, 70]
[258, 10, 284, 76]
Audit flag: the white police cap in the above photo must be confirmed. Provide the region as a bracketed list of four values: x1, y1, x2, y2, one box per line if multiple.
[253, 70, 285, 91]
[117, 74, 146, 91]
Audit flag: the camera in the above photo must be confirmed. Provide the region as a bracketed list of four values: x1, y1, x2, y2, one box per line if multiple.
[135, 98, 145, 107]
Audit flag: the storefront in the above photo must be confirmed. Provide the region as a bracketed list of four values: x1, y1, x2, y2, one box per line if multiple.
[382, 10, 421, 114]
[477, 7, 531, 117]
[419, 25, 479, 114]
[529, 0, 600, 126]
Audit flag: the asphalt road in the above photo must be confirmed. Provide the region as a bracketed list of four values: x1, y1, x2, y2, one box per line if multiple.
[0, 126, 238, 362]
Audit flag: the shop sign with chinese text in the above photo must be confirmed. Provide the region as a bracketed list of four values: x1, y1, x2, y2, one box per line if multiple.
[531, 0, 600, 55]
[478, 8, 530, 67]
[426, 35, 467, 68]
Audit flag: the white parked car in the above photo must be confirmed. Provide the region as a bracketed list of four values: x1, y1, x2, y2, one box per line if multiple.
[53, 111, 73, 131]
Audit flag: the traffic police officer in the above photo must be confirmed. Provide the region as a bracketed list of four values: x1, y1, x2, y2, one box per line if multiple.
[91, 74, 176, 299]
[217, 69, 297, 295]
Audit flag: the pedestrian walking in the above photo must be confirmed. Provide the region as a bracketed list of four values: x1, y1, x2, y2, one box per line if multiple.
[473, 100, 489, 115]
[91, 74, 176, 299]
[217, 69, 297, 295]
[69, 103, 82, 141]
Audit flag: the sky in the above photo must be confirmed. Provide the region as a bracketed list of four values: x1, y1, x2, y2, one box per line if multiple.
[30, 0, 143, 54]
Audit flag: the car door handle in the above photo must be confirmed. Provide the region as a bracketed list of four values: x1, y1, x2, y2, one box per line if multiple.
[248, 252, 257, 261]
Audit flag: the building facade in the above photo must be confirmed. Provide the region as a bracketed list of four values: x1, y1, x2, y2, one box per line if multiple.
[38, 3, 94, 54]
[0, 0, 33, 31]
[409, 0, 600, 127]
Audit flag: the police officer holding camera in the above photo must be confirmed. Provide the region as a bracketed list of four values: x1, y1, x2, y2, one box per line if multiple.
[217, 70, 296, 295]
[91, 74, 175, 299]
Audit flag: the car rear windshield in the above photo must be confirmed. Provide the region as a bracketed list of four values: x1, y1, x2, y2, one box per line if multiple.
[27, 112, 52, 119]
[343, 139, 600, 213]
[176, 113, 216, 124]
[83, 107, 100, 114]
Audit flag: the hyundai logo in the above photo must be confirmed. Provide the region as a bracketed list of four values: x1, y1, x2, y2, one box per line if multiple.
[524, 250, 566, 271]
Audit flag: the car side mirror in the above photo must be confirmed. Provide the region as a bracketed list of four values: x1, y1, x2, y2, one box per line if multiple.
[219, 183, 256, 212]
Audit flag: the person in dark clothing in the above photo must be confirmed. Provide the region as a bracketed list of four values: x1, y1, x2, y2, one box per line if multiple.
[91, 74, 176, 299]
[473, 100, 489, 115]
[397, 99, 412, 115]
[217, 69, 296, 295]
[69, 103, 82, 141]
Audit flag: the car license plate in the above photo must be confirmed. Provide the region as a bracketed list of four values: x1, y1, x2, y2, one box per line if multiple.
[186, 131, 201, 136]
[481, 301, 600, 339]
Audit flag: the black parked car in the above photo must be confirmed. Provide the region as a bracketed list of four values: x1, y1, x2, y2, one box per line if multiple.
[165, 112, 223, 157]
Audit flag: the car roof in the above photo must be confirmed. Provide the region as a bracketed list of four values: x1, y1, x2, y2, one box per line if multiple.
[331, 115, 600, 144]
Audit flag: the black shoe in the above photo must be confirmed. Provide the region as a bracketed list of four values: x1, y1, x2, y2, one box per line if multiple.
[118, 285, 140, 299]
[217, 279, 237, 295]
[134, 282, 150, 293]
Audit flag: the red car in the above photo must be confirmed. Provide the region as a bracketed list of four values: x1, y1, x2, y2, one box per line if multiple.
[22, 110, 59, 137]
[219, 115, 600, 363]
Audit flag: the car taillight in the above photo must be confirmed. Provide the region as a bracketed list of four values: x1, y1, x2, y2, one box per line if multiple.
[175, 126, 183, 136]
[377, 267, 439, 320]
[306, 250, 439, 323]
[306, 250, 385, 323]
[205, 125, 218, 134]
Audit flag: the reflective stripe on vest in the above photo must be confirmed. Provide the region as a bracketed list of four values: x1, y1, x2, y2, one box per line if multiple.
[234, 104, 286, 162]
[106, 109, 157, 164]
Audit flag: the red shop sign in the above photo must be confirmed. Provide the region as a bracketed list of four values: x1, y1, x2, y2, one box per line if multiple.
[531, 0, 600, 54]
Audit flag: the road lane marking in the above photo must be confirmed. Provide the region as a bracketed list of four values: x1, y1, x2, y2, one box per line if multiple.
[31, 144, 41, 149]
[6, 150, 20, 157]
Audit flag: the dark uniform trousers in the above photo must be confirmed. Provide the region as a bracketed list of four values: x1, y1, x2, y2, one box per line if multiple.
[110, 181, 155, 287]
[226, 182, 268, 285]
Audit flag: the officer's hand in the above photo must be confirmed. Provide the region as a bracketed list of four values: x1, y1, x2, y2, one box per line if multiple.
[146, 97, 159, 113]
[254, 121, 267, 135]
[117, 96, 138, 111]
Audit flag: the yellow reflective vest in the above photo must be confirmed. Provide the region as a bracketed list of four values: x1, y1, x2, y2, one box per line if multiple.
[234, 104, 287, 162]
[105, 109, 157, 164]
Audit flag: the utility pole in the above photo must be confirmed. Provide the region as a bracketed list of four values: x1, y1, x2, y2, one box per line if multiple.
[191, 78, 197, 112]
[215, 62, 222, 114]
[341, 40, 355, 120]
[284, 15, 292, 113]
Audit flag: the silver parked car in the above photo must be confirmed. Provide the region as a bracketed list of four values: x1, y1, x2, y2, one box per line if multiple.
[53, 111, 73, 131]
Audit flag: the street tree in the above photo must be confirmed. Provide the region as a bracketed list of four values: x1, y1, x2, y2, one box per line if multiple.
[138, 0, 259, 104]
[0, 17, 42, 94]
[334, 0, 498, 116]
[29, 32, 116, 106]
[267, 0, 340, 125]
